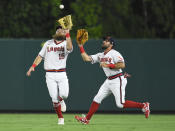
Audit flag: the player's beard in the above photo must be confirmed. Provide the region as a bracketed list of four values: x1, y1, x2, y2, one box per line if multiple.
[52, 33, 66, 41]
[101, 45, 108, 50]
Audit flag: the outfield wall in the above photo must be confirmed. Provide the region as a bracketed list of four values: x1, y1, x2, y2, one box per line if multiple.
[0, 39, 174, 112]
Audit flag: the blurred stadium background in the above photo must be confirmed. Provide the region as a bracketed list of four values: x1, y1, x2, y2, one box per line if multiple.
[0, 0, 175, 131]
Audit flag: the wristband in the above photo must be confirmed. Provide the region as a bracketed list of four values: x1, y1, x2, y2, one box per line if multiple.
[65, 33, 70, 38]
[79, 46, 85, 53]
[32, 64, 36, 68]
[108, 64, 115, 69]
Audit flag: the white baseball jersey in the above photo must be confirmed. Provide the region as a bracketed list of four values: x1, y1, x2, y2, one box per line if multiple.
[39, 39, 73, 70]
[90, 49, 124, 77]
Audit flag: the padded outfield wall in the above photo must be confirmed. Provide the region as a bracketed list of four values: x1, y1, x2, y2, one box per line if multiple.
[0, 39, 174, 112]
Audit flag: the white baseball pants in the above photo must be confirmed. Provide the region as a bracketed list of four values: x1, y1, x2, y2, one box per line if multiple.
[93, 75, 127, 108]
[45, 72, 69, 103]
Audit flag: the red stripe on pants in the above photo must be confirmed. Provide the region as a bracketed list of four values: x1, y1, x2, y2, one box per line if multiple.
[119, 76, 123, 104]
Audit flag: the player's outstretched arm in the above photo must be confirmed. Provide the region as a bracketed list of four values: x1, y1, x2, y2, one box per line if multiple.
[78, 45, 92, 62]
[64, 29, 73, 51]
[100, 62, 125, 69]
[26, 55, 43, 76]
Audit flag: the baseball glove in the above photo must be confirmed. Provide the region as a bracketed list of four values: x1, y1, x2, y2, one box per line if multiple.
[57, 15, 73, 30]
[76, 29, 88, 45]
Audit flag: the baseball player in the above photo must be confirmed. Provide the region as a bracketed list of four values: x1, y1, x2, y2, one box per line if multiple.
[26, 26, 73, 125]
[75, 36, 150, 124]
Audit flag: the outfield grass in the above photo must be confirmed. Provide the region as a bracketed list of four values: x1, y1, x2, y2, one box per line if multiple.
[0, 113, 175, 131]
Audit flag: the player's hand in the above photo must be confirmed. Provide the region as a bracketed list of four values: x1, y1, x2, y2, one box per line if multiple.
[26, 67, 35, 76]
[100, 63, 109, 68]
[64, 29, 70, 36]
[124, 72, 131, 78]
[78, 44, 83, 48]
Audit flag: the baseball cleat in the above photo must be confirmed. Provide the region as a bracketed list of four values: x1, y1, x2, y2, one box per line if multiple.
[60, 100, 66, 112]
[142, 102, 150, 118]
[58, 118, 64, 125]
[75, 116, 89, 125]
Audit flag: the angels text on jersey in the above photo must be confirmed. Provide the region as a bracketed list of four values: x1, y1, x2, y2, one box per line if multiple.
[47, 46, 65, 60]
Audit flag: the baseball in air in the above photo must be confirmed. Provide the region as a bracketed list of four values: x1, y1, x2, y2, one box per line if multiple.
[59, 4, 64, 9]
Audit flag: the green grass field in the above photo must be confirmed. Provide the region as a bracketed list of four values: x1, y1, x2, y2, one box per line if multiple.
[0, 113, 175, 131]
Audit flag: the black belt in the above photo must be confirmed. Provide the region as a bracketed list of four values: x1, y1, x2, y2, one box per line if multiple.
[46, 68, 66, 72]
[108, 73, 123, 80]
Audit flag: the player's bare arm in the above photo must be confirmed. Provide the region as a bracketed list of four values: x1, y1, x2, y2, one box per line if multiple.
[100, 62, 125, 69]
[26, 55, 42, 76]
[64, 29, 73, 51]
[78, 45, 92, 62]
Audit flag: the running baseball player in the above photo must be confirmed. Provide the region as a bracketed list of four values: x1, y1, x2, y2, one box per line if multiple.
[75, 36, 150, 124]
[26, 26, 73, 125]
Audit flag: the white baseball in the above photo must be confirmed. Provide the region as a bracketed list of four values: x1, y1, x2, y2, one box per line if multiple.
[59, 4, 64, 9]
